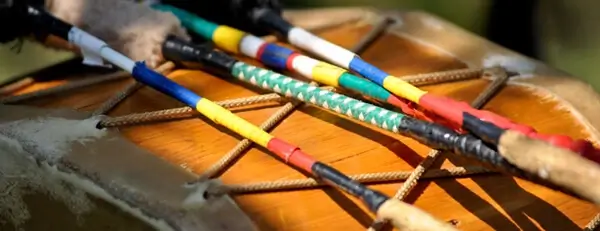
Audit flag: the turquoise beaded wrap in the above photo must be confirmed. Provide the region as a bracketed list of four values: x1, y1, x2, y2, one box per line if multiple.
[232, 62, 404, 132]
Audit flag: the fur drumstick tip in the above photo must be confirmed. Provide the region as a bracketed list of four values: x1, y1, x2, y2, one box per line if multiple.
[376, 199, 459, 231]
[462, 112, 600, 204]
[462, 112, 600, 162]
[42, 0, 190, 68]
[498, 130, 600, 206]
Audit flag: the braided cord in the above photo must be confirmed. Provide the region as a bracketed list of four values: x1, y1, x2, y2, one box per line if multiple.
[231, 62, 404, 132]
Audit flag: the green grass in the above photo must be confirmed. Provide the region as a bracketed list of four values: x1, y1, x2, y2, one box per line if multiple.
[0, 41, 74, 86]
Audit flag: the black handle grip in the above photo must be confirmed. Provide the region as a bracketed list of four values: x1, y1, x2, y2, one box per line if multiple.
[162, 35, 237, 75]
[160, 0, 282, 36]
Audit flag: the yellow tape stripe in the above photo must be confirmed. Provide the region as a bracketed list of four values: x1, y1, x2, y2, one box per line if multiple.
[195, 98, 273, 147]
[382, 76, 427, 102]
[212, 26, 246, 54]
[311, 62, 345, 87]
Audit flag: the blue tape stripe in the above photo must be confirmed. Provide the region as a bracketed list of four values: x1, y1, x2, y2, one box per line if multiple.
[349, 57, 388, 85]
[259, 43, 294, 70]
[132, 62, 201, 106]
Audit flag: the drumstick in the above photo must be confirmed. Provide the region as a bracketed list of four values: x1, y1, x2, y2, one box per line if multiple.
[160, 36, 600, 205]
[151, 4, 449, 128]
[23, 5, 457, 231]
[240, 6, 600, 162]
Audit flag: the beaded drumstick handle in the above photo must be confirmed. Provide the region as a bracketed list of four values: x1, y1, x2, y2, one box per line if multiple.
[245, 8, 600, 161]
[162, 36, 600, 204]
[151, 4, 448, 128]
[24, 5, 456, 231]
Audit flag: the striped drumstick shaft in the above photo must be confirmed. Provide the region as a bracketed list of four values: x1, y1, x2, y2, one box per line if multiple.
[130, 63, 313, 170]
[151, 4, 444, 126]
[152, 4, 398, 103]
[248, 8, 600, 161]
[233, 62, 404, 132]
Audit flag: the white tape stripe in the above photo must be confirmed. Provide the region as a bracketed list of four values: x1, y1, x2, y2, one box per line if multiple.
[80, 49, 105, 67]
[68, 27, 135, 72]
[68, 27, 107, 67]
[240, 35, 266, 59]
[288, 27, 355, 69]
[291, 55, 319, 80]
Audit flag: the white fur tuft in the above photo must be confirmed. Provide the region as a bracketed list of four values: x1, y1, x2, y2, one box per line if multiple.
[46, 0, 190, 68]
[482, 54, 537, 77]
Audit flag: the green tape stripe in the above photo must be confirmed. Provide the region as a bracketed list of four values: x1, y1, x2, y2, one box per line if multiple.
[338, 72, 392, 102]
[154, 4, 397, 107]
[232, 62, 404, 132]
[152, 4, 218, 38]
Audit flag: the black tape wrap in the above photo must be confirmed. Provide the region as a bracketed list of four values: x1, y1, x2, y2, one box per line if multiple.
[462, 112, 504, 144]
[160, 0, 282, 36]
[312, 162, 388, 212]
[162, 35, 237, 76]
[25, 5, 72, 42]
[397, 116, 515, 169]
[0, 0, 45, 44]
[397, 116, 589, 198]
[250, 7, 293, 36]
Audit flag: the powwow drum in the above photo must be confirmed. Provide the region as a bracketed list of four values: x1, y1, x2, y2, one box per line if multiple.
[2, 7, 600, 231]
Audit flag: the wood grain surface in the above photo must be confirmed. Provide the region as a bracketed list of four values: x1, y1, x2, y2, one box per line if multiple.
[6, 8, 600, 231]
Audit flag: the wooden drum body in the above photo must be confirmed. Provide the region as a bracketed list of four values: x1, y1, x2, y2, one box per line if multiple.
[2, 7, 600, 231]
